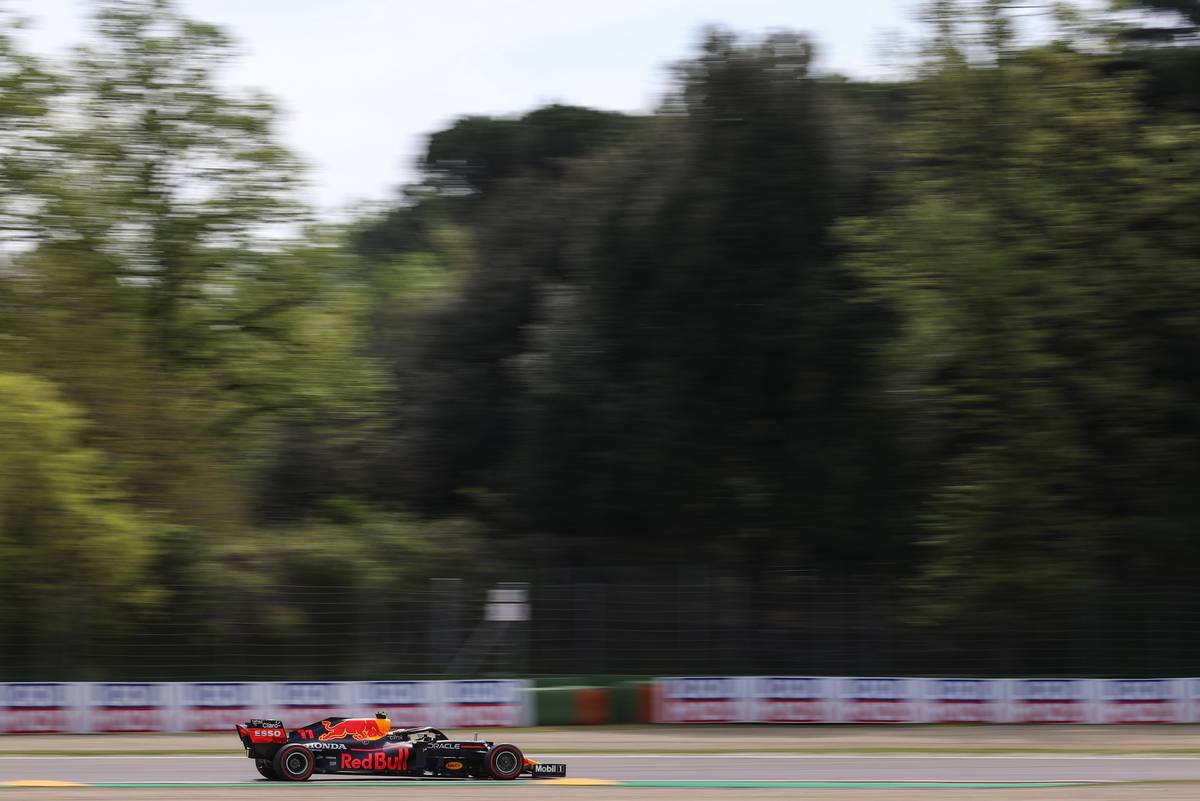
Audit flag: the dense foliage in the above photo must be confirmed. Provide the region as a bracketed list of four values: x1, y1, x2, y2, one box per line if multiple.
[2, 0, 1199, 676]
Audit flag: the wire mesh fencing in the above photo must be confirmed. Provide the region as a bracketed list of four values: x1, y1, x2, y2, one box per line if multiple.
[2, 570, 1197, 680]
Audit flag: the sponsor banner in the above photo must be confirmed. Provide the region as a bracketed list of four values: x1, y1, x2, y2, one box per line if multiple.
[86, 683, 174, 732]
[1186, 679, 1200, 724]
[750, 677, 837, 723]
[922, 679, 1005, 723]
[268, 682, 350, 729]
[656, 677, 749, 723]
[352, 681, 436, 728]
[13, 677, 1200, 731]
[0, 683, 82, 733]
[438, 679, 530, 728]
[840, 677, 920, 723]
[177, 682, 266, 732]
[1096, 679, 1183, 724]
[1009, 679, 1095, 724]
[1187, 679, 1200, 724]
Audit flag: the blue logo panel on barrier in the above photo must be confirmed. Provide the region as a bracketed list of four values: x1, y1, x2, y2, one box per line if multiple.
[440, 680, 528, 727]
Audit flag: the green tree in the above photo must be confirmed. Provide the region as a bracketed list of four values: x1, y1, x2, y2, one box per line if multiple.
[843, 1, 1200, 631]
[422, 104, 640, 200]
[380, 31, 905, 574]
[47, 0, 304, 365]
[0, 10, 57, 246]
[10, 1, 383, 527]
[0, 372, 158, 675]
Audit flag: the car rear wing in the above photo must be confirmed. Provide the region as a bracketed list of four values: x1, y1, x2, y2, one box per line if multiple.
[236, 720, 288, 749]
[247, 718, 284, 728]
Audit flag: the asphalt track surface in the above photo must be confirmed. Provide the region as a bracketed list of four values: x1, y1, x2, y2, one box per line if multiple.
[4, 753, 1200, 784]
[6, 729, 1200, 799]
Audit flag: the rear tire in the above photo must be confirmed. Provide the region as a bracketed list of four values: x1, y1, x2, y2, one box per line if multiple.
[273, 744, 314, 782]
[255, 759, 278, 780]
[487, 743, 524, 780]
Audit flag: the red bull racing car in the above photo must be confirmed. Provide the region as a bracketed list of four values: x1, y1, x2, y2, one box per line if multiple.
[235, 714, 567, 781]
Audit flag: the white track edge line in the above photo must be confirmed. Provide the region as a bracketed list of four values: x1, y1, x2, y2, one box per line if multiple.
[1, 753, 1199, 761]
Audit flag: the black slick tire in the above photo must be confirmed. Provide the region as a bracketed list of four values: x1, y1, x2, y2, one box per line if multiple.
[273, 744, 315, 782]
[255, 758, 279, 780]
[487, 743, 524, 780]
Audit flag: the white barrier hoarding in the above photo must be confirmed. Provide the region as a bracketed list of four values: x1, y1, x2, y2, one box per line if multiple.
[178, 682, 266, 732]
[0, 682, 82, 733]
[750, 676, 837, 723]
[1007, 679, 1095, 724]
[86, 683, 174, 732]
[657, 677, 748, 723]
[268, 681, 349, 729]
[654, 676, 1195, 724]
[352, 681, 437, 728]
[439, 679, 530, 728]
[10, 677, 1200, 730]
[0, 680, 532, 732]
[1096, 679, 1183, 724]
[922, 678, 1005, 723]
[840, 677, 920, 723]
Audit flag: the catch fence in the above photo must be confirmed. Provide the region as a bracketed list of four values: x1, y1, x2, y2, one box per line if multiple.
[1, 571, 1196, 680]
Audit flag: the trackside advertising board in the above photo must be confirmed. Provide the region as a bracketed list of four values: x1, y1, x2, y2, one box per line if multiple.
[351, 681, 437, 728]
[1095, 679, 1184, 724]
[1009, 679, 1095, 724]
[656, 677, 749, 723]
[841, 677, 921, 723]
[8, 678, 1200, 730]
[439, 679, 530, 728]
[0, 683, 80, 733]
[751, 676, 837, 723]
[87, 683, 173, 732]
[0, 681, 532, 732]
[922, 678, 1005, 723]
[268, 681, 349, 729]
[178, 682, 267, 732]
[650, 677, 1200, 724]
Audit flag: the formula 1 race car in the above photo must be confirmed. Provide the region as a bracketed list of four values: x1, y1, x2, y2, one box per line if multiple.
[235, 714, 567, 781]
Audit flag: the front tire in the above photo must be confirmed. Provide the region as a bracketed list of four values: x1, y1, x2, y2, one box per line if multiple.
[255, 759, 278, 780]
[273, 744, 315, 782]
[487, 743, 524, 780]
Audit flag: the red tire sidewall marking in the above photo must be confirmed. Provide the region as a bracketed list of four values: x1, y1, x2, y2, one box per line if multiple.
[275, 745, 314, 781]
[487, 744, 524, 780]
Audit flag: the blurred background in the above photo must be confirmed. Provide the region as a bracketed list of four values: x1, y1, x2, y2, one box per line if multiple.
[1, 0, 1200, 682]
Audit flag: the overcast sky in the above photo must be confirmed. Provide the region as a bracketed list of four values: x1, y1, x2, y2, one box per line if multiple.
[11, 0, 920, 214]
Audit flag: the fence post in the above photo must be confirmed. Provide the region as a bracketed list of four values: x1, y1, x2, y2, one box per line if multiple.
[429, 578, 462, 674]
